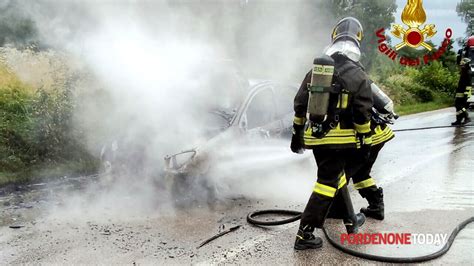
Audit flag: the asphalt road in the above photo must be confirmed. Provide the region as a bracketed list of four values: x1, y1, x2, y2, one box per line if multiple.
[0, 108, 473, 264]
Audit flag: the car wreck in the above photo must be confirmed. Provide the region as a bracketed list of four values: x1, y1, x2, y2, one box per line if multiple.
[163, 80, 299, 205]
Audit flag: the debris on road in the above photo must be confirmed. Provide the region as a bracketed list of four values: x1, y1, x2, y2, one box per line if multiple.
[9, 225, 25, 229]
[197, 225, 241, 249]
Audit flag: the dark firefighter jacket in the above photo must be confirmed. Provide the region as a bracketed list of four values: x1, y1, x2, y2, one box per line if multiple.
[455, 66, 472, 100]
[293, 54, 373, 149]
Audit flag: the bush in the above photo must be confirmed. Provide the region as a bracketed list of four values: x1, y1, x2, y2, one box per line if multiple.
[413, 88, 434, 102]
[378, 74, 419, 105]
[371, 40, 459, 108]
[0, 67, 35, 171]
[0, 52, 98, 182]
[373, 58, 458, 106]
[414, 61, 459, 96]
[0, 2, 39, 48]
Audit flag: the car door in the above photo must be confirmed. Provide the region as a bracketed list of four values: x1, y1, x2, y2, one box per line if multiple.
[238, 84, 282, 138]
[217, 83, 306, 181]
[273, 83, 299, 139]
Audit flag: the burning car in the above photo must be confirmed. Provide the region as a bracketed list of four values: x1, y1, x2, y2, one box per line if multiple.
[163, 80, 300, 205]
[98, 60, 302, 204]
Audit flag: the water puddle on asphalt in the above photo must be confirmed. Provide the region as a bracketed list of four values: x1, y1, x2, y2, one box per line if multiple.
[371, 120, 474, 212]
[426, 127, 474, 210]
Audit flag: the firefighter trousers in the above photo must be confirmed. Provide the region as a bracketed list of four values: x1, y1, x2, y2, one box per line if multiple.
[300, 148, 355, 229]
[345, 143, 385, 189]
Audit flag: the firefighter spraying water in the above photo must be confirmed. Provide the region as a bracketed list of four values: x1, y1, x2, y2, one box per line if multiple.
[247, 15, 473, 263]
[328, 81, 397, 221]
[290, 17, 372, 250]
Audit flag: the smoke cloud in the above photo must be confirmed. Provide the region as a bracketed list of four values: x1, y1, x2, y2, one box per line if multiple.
[9, 0, 336, 218]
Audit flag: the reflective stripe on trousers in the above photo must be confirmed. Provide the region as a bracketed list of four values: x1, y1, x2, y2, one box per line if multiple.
[456, 108, 467, 115]
[354, 177, 376, 190]
[313, 173, 347, 197]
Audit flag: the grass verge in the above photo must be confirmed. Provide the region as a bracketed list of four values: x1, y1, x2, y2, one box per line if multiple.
[396, 97, 453, 116]
[0, 160, 99, 186]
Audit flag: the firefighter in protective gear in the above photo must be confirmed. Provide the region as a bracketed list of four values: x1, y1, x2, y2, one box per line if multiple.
[329, 81, 396, 221]
[355, 82, 395, 220]
[452, 58, 472, 126]
[291, 17, 372, 250]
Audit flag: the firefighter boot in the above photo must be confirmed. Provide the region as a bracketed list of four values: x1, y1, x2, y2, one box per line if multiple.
[451, 108, 471, 126]
[294, 225, 323, 250]
[359, 186, 385, 220]
[297, 192, 333, 249]
[338, 186, 366, 234]
[463, 112, 471, 124]
[452, 110, 466, 126]
[451, 117, 463, 126]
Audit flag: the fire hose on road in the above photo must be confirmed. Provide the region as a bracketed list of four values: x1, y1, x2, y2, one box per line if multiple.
[246, 210, 474, 263]
[392, 124, 474, 132]
[246, 124, 474, 263]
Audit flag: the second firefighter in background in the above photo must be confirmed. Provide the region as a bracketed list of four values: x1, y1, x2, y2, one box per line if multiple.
[350, 105, 394, 220]
[339, 82, 396, 221]
[452, 57, 472, 126]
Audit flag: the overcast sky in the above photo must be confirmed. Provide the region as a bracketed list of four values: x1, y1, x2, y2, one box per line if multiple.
[395, 0, 467, 50]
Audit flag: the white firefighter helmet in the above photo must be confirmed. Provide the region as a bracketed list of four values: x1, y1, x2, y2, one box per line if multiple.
[331, 17, 364, 47]
[324, 17, 364, 62]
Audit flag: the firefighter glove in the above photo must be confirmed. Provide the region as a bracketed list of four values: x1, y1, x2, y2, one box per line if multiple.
[291, 123, 305, 154]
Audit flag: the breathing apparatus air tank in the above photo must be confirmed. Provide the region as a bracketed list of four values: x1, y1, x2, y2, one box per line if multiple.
[371, 82, 394, 115]
[308, 56, 335, 123]
[371, 82, 399, 123]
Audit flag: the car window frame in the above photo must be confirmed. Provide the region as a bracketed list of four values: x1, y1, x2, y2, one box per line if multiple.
[231, 81, 278, 131]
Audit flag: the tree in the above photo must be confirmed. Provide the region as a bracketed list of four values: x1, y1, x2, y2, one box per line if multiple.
[324, 0, 397, 71]
[397, 41, 436, 60]
[0, 1, 38, 47]
[456, 0, 474, 36]
[437, 40, 458, 72]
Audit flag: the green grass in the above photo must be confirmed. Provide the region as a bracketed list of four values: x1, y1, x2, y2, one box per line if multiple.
[0, 160, 99, 186]
[0, 172, 17, 186]
[396, 97, 453, 116]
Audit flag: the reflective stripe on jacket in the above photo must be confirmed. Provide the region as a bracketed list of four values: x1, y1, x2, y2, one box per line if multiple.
[372, 124, 394, 146]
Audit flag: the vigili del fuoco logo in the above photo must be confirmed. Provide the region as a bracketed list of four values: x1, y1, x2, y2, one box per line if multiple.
[375, 0, 452, 66]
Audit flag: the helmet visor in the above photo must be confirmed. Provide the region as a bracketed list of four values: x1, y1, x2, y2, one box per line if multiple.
[331, 17, 364, 47]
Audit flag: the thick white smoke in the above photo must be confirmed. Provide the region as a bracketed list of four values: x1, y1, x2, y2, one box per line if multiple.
[10, 0, 336, 218]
